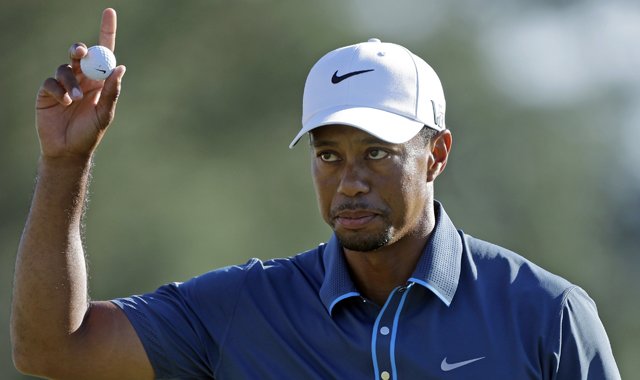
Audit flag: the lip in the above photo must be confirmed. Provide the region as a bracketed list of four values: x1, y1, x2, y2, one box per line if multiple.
[333, 210, 378, 229]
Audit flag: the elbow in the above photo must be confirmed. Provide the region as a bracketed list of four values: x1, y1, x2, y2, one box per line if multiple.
[10, 315, 69, 377]
[10, 313, 42, 375]
[12, 346, 62, 379]
[12, 343, 39, 376]
[11, 338, 53, 377]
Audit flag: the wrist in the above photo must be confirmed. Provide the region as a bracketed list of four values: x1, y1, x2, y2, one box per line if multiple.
[39, 154, 93, 171]
[37, 155, 94, 186]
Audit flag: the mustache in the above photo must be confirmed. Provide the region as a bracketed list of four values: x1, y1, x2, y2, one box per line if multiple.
[329, 201, 388, 219]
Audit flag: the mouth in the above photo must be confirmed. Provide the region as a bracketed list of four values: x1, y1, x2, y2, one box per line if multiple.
[333, 210, 379, 230]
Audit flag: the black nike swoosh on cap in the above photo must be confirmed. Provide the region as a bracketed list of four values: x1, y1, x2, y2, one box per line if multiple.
[331, 69, 375, 84]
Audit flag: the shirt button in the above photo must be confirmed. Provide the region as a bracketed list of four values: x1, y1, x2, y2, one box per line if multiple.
[380, 326, 390, 335]
[380, 371, 391, 380]
[398, 286, 407, 293]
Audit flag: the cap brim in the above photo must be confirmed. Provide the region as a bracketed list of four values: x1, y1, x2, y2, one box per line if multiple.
[289, 106, 426, 149]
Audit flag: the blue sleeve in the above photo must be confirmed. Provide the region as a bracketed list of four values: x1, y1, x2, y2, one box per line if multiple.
[111, 260, 255, 379]
[552, 286, 621, 380]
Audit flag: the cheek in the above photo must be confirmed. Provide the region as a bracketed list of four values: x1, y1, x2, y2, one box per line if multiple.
[312, 166, 335, 218]
[394, 163, 429, 217]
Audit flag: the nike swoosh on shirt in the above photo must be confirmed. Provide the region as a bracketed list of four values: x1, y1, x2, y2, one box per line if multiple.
[440, 356, 485, 371]
[331, 69, 374, 84]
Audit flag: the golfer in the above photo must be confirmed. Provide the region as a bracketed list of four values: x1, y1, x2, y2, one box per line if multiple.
[11, 8, 620, 380]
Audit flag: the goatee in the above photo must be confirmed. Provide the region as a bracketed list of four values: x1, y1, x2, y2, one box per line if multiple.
[336, 228, 391, 252]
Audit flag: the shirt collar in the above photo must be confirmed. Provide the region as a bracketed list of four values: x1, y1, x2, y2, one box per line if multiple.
[319, 201, 463, 315]
[407, 201, 462, 307]
[319, 234, 361, 314]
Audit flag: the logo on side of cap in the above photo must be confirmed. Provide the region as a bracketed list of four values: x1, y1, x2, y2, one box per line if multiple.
[331, 69, 375, 84]
[432, 101, 446, 129]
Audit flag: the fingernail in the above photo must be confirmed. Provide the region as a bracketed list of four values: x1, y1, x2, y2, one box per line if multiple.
[63, 93, 73, 105]
[71, 88, 83, 99]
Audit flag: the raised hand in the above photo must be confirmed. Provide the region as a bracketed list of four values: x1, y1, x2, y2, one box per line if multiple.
[36, 8, 126, 160]
[13, 9, 154, 379]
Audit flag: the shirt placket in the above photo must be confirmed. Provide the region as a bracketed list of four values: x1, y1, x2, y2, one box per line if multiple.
[371, 283, 413, 380]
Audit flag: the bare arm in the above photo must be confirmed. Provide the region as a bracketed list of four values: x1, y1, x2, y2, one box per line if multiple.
[10, 9, 153, 379]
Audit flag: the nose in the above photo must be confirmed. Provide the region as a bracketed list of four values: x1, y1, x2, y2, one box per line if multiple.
[337, 162, 370, 197]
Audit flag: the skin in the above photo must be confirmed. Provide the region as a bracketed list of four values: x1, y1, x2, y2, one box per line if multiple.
[10, 8, 452, 378]
[311, 125, 452, 305]
[10, 8, 153, 379]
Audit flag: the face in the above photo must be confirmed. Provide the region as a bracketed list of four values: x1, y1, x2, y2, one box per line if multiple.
[310, 125, 434, 252]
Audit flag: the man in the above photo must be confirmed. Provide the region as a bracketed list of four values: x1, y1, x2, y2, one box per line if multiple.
[11, 8, 620, 380]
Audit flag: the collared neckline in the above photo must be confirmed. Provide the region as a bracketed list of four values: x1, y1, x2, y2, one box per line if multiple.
[319, 201, 463, 315]
[319, 234, 361, 314]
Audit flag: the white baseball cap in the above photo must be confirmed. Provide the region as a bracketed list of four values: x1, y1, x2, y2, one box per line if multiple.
[289, 38, 446, 148]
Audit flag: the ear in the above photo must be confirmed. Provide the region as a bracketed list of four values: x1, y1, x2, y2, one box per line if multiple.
[427, 130, 452, 182]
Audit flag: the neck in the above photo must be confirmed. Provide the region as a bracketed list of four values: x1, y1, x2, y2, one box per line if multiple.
[343, 207, 436, 306]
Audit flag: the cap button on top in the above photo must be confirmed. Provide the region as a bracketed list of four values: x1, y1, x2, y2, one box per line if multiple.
[368, 38, 385, 56]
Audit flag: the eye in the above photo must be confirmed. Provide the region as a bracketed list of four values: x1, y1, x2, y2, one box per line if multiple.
[318, 151, 340, 162]
[367, 149, 389, 160]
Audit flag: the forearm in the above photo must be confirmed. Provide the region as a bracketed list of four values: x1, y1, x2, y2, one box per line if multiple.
[11, 155, 93, 367]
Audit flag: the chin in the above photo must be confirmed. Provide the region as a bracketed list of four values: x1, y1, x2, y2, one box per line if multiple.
[336, 230, 391, 252]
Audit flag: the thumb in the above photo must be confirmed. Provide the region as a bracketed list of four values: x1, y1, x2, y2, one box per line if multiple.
[96, 65, 126, 130]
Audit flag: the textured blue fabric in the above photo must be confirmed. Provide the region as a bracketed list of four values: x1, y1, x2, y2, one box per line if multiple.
[112, 202, 620, 379]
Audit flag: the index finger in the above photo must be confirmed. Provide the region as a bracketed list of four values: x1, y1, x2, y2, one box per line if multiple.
[99, 8, 117, 51]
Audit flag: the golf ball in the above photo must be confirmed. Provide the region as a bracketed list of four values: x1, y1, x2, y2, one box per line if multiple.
[80, 45, 116, 80]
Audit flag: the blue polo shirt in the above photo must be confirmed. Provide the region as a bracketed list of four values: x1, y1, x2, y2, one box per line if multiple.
[113, 202, 620, 379]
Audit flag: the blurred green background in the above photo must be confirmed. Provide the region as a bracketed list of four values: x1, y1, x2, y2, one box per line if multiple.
[2, 1, 638, 378]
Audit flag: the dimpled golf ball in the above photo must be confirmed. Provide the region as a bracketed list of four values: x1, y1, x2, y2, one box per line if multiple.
[80, 45, 116, 80]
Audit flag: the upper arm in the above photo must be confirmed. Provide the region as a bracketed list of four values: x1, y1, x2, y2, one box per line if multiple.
[41, 263, 252, 380]
[554, 287, 621, 380]
[55, 301, 154, 380]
